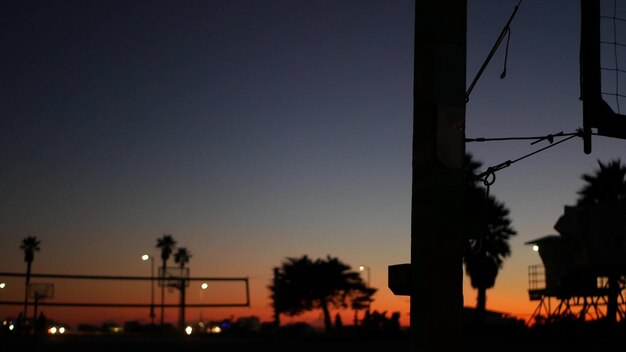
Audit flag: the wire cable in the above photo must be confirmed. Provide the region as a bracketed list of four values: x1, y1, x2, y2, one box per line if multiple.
[466, 0, 523, 103]
[466, 131, 578, 144]
[474, 131, 581, 182]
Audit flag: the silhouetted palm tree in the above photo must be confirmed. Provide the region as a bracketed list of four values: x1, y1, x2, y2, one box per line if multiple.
[174, 247, 191, 269]
[576, 159, 626, 323]
[577, 159, 626, 205]
[463, 154, 516, 326]
[156, 234, 176, 326]
[20, 236, 41, 320]
[174, 247, 191, 329]
[270, 255, 375, 333]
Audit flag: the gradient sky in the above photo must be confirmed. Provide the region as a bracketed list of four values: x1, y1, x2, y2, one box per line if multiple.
[2, 0, 626, 328]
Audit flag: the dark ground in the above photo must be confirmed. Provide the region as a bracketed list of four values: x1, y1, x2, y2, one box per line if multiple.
[2, 324, 626, 352]
[1, 333, 406, 352]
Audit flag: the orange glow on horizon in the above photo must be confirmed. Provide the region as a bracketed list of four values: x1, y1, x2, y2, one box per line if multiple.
[0, 276, 541, 329]
[0, 266, 539, 329]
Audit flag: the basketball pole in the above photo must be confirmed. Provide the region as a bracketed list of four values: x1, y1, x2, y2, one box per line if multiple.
[33, 293, 40, 332]
[411, 1, 466, 351]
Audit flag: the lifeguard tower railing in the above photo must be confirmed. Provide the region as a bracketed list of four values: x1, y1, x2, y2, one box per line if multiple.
[526, 265, 625, 325]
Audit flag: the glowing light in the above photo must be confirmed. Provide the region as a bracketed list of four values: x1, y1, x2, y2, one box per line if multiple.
[59, 327, 66, 334]
[9, 324, 14, 331]
[49, 327, 58, 334]
[141, 254, 150, 261]
[0, 282, 5, 289]
[359, 265, 365, 271]
[210, 326, 222, 334]
[185, 326, 193, 335]
[532, 245, 539, 252]
[201, 283, 208, 289]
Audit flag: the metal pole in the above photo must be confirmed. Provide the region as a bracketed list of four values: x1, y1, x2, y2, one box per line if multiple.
[273, 267, 280, 328]
[580, 0, 600, 154]
[150, 258, 155, 325]
[366, 267, 371, 313]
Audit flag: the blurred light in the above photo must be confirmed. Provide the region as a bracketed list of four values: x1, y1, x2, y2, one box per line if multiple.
[49, 327, 58, 334]
[210, 326, 222, 334]
[9, 324, 14, 331]
[201, 283, 208, 289]
[359, 265, 365, 271]
[185, 326, 193, 335]
[141, 254, 150, 261]
[59, 327, 66, 334]
[0, 282, 5, 289]
[2, 320, 6, 326]
[532, 245, 539, 252]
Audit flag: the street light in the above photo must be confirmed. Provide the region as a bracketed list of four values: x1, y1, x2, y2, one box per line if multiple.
[359, 265, 371, 312]
[142, 254, 155, 325]
[199, 283, 208, 322]
[359, 265, 371, 287]
[0, 283, 5, 289]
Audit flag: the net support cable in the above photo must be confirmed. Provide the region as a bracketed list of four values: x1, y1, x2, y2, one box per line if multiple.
[0, 272, 251, 308]
[467, 130, 583, 187]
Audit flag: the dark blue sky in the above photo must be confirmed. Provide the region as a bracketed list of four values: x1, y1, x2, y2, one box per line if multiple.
[1, 0, 626, 324]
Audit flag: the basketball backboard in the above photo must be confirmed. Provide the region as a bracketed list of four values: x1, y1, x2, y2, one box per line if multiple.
[28, 283, 54, 299]
[158, 267, 189, 288]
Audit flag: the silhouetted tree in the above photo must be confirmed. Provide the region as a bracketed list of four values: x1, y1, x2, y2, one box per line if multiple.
[174, 247, 191, 329]
[156, 234, 176, 326]
[269, 255, 375, 333]
[350, 285, 375, 325]
[577, 159, 626, 205]
[576, 159, 626, 323]
[21, 236, 41, 322]
[463, 154, 516, 326]
[174, 247, 191, 268]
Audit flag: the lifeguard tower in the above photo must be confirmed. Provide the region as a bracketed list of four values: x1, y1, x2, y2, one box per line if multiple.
[526, 203, 626, 324]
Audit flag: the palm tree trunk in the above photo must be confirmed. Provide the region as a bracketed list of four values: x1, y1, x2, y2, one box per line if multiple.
[23, 261, 32, 323]
[179, 279, 186, 330]
[475, 287, 487, 327]
[321, 299, 332, 333]
[161, 260, 166, 326]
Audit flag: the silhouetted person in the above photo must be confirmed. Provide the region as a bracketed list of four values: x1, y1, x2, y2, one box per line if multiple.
[334, 313, 342, 329]
[35, 311, 47, 335]
[15, 312, 25, 335]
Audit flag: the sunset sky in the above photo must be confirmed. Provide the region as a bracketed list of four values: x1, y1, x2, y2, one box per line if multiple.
[2, 0, 626, 328]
